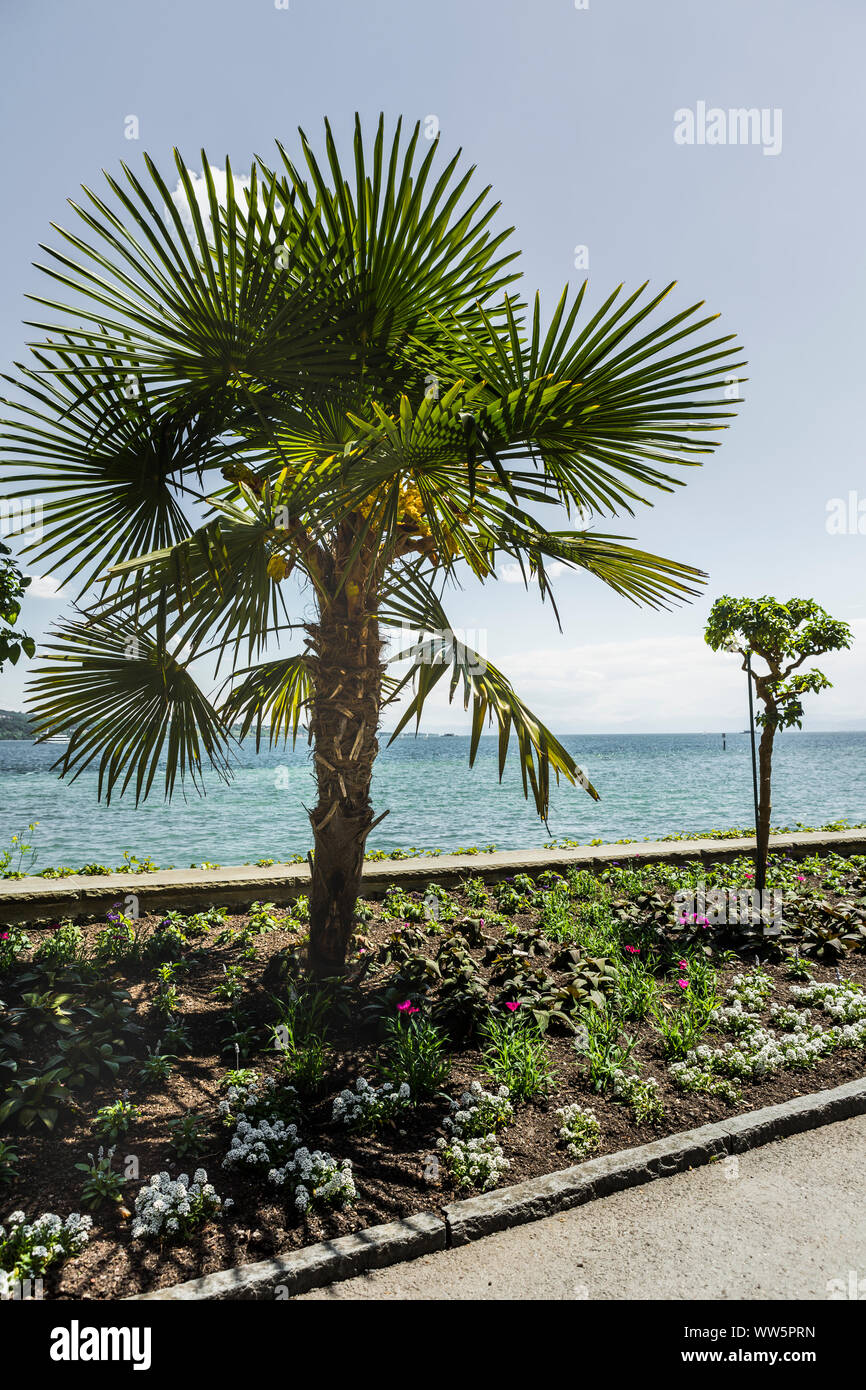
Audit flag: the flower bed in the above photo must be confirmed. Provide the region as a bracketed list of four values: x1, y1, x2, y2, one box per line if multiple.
[1, 849, 866, 1298]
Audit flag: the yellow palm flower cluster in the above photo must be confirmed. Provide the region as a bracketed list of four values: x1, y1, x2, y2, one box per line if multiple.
[353, 479, 430, 538]
[266, 553, 291, 582]
[396, 480, 430, 536]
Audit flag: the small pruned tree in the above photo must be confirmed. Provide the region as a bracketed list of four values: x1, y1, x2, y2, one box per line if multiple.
[705, 596, 853, 890]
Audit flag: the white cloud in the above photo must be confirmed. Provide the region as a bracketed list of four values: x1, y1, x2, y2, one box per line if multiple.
[26, 575, 67, 599]
[499, 561, 566, 584]
[384, 622, 866, 733]
[170, 165, 253, 235]
[495, 622, 866, 731]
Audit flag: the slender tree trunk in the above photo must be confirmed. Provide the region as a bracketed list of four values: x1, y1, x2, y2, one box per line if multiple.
[306, 564, 384, 975]
[755, 722, 775, 897]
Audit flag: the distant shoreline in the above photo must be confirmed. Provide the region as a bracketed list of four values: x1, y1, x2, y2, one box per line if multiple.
[2, 728, 865, 743]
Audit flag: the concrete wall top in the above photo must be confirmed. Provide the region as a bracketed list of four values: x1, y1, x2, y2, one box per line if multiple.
[1, 829, 864, 925]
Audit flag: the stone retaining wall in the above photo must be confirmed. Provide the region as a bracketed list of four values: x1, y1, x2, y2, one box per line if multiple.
[1, 829, 864, 925]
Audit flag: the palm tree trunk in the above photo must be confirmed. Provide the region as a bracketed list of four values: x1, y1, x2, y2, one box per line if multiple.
[306, 590, 384, 974]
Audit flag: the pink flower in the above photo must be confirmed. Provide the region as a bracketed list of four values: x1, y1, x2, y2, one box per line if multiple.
[678, 959, 688, 969]
[677, 978, 689, 990]
[625, 945, 640, 955]
[796, 875, 805, 882]
[504, 1002, 520, 1012]
[397, 1000, 418, 1014]
[745, 872, 754, 879]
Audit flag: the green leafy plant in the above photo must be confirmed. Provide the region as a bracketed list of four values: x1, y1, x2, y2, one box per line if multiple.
[652, 992, 719, 1061]
[0, 927, 30, 974]
[33, 922, 86, 969]
[48, 1033, 133, 1088]
[614, 954, 660, 1021]
[161, 1017, 192, 1053]
[138, 1045, 175, 1083]
[246, 901, 283, 934]
[93, 913, 136, 964]
[462, 877, 489, 911]
[75, 1146, 124, 1209]
[151, 981, 180, 1017]
[142, 923, 188, 963]
[93, 1098, 139, 1141]
[576, 1008, 638, 1092]
[0, 1069, 72, 1130]
[274, 1026, 330, 1100]
[212, 963, 247, 1003]
[381, 1009, 451, 1100]
[220, 1016, 259, 1059]
[9, 990, 75, 1038]
[480, 1009, 554, 1101]
[0, 541, 35, 674]
[0, 1139, 20, 1186]
[167, 1112, 208, 1157]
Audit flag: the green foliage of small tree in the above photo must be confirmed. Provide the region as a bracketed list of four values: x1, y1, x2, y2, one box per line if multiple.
[705, 596, 853, 889]
[0, 542, 35, 672]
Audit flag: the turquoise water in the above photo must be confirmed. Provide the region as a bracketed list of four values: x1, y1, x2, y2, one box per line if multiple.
[0, 732, 864, 870]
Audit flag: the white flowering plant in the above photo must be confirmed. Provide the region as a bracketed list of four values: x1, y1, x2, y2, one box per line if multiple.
[0, 1209, 92, 1279]
[791, 980, 866, 1023]
[268, 1147, 356, 1215]
[670, 973, 866, 1100]
[131, 1169, 226, 1241]
[331, 1078, 412, 1132]
[435, 1134, 510, 1191]
[610, 1070, 665, 1123]
[555, 1103, 601, 1160]
[443, 1081, 513, 1139]
[223, 1117, 303, 1172]
[218, 1074, 299, 1128]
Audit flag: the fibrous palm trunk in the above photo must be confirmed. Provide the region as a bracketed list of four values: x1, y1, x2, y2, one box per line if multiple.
[306, 553, 384, 974]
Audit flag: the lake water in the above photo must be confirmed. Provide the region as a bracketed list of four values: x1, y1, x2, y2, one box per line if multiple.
[0, 732, 864, 871]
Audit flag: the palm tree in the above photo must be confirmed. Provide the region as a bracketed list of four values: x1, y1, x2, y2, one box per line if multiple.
[2, 116, 743, 972]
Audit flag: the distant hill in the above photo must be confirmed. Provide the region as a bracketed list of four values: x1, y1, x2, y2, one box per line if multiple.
[0, 709, 35, 740]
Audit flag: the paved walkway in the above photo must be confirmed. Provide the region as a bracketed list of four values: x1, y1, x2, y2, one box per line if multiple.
[298, 1116, 866, 1300]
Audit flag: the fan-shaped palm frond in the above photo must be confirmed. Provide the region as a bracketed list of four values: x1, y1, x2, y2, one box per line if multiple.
[219, 653, 313, 749]
[26, 611, 233, 802]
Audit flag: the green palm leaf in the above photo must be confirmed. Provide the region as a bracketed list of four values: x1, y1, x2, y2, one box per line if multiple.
[25, 611, 233, 802]
[219, 654, 313, 749]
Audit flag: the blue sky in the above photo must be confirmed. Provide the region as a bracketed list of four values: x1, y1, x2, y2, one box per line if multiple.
[1, 0, 864, 731]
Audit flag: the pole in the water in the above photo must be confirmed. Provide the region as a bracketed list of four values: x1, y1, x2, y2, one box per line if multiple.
[746, 652, 765, 897]
[722, 732, 726, 750]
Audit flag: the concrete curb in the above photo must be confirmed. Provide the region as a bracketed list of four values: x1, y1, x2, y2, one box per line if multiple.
[126, 1212, 446, 1301]
[3, 829, 866, 925]
[126, 1077, 866, 1300]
